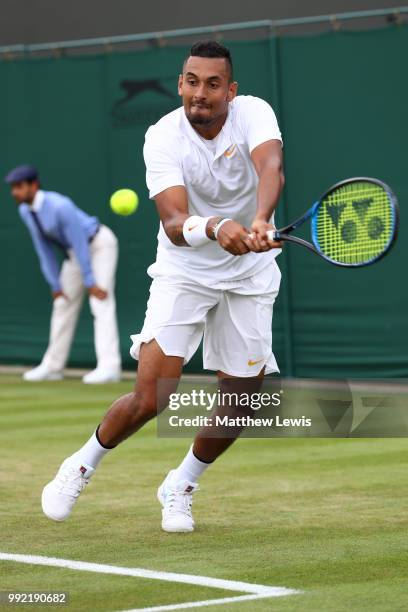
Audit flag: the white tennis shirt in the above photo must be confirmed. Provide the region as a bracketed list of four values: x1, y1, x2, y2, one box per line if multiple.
[143, 95, 282, 287]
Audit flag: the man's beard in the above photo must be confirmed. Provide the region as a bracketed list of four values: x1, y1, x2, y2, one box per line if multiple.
[186, 111, 215, 126]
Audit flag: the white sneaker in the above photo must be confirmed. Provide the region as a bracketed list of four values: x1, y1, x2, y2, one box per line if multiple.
[157, 470, 199, 533]
[41, 455, 94, 521]
[82, 368, 121, 384]
[23, 365, 63, 382]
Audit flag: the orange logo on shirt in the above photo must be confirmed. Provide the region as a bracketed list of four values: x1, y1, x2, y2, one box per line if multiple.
[188, 224, 199, 231]
[224, 144, 237, 158]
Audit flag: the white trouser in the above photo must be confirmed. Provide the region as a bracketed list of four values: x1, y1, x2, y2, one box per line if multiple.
[41, 225, 121, 373]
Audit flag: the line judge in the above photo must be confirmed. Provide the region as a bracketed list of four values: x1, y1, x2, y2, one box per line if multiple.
[5, 165, 121, 384]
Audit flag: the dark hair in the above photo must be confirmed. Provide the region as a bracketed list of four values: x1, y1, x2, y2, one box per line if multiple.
[184, 40, 233, 81]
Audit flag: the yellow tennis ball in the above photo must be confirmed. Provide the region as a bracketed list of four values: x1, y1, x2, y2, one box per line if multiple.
[110, 189, 139, 216]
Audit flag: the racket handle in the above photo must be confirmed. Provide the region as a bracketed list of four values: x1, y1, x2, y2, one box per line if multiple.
[248, 230, 279, 240]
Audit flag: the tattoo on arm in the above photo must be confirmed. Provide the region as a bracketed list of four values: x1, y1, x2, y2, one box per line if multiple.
[163, 213, 189, 246]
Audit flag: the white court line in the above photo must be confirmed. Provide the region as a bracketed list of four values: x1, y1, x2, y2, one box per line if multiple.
[124, 593, 284, 611]
[0, 552, 300, 611]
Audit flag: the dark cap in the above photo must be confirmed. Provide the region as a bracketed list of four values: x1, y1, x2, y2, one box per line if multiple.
[4, 164, 39, 185]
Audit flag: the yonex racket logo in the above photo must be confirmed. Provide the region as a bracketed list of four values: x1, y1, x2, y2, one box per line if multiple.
[325, 196, 384, 244]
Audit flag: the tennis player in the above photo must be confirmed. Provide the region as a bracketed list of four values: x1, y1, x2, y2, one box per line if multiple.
[41, 40, 284, 531]
[5, 166, 122, 384]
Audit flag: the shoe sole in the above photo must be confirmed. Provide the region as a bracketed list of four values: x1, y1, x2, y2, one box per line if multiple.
[162, 524, 194, 533]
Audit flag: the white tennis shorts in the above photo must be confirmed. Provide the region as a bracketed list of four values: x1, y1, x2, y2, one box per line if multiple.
[130, 259, 281, 377]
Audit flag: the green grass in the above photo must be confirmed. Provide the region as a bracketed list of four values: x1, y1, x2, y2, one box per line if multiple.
[1, 375, 408, 611]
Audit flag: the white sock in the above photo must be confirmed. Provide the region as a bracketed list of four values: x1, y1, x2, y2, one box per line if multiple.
[74, 429, 112, 469]
[169, 445, 211, 484]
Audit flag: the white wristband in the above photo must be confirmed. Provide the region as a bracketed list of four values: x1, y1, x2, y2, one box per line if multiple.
[213, 218, 232, 240]
[182, 216, 212, 247]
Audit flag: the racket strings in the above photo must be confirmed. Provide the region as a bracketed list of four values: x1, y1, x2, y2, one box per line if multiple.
[314, 182, 394, 265]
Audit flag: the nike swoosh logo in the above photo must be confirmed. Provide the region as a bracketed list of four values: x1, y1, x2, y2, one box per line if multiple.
[188, 224, 199, 231]
[224, 144, 236, 158]
[247, 358, 264, 367]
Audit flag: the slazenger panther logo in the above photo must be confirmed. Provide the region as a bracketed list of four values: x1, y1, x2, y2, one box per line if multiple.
[113, 79, 176, 108]
[111, 78, 177, 127]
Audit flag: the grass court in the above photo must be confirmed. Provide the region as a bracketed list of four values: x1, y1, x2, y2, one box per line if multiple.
[1, 375, 407, 611]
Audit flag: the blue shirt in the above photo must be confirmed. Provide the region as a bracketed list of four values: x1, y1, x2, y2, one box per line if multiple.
[19, 190, 99, 292]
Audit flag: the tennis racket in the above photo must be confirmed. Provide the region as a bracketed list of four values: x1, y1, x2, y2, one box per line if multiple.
[265, 177, 399, 267]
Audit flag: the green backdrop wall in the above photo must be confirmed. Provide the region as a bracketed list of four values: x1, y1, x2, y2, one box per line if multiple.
[1, 25, 407, 377]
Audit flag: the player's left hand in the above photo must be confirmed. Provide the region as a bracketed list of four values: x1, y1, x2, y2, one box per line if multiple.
[216, 220, 251, 256]
[88, 285, 108, 300]
[248, 218, 283, 252]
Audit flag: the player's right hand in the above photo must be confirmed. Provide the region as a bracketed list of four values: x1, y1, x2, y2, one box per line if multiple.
[248, 219, 283, 252]
[216, 220, 251, 256]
